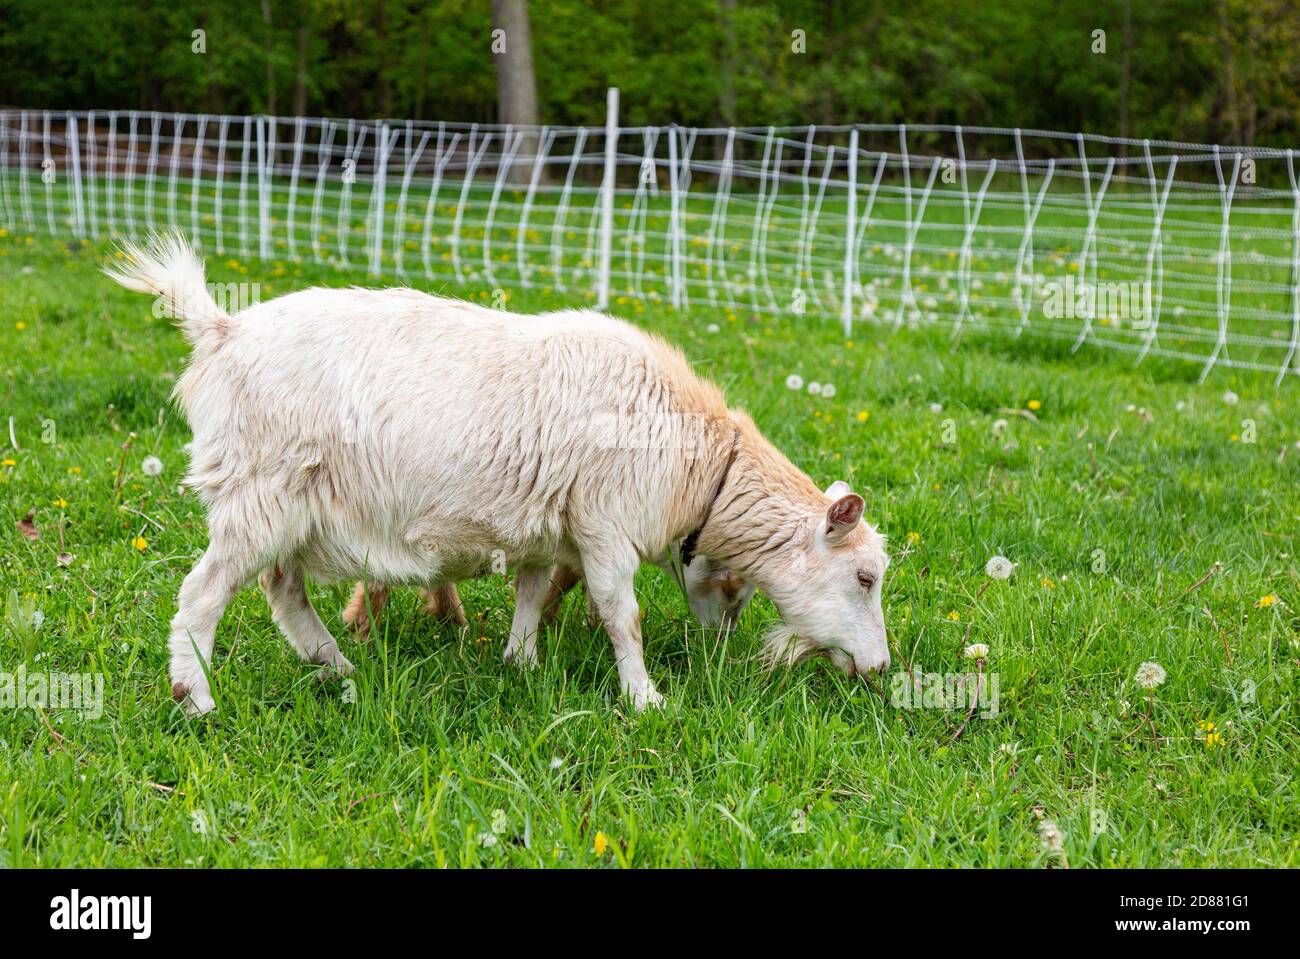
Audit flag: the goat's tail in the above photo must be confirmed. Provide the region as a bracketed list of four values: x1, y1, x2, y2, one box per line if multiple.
[103, 232, 232, 352]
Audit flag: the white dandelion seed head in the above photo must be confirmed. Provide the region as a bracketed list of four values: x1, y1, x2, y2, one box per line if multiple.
[930, 402, 944, 414]
[992, 418, 1009, 435]
[964, 643, 990, 661]
[707, 323, 720, 333]
[985, 555, 1013, 580]
[785, 374, 804, 391]
[1175, 400, 1186, 412]
[1223, 390, 1239, 406]
[550, 756, 564, 770]
[141, 455, 163, 477]
[1134, 660, 1167, 689]
[1039, 820, 1065, 853]
[808, 381, 823, 395]
[821, 383, 836, 398]
[32, 609, 45, 630]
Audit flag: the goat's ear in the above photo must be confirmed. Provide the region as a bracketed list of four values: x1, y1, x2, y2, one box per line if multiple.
[824, 479, 852, 499]
[825, 493, 865, 544]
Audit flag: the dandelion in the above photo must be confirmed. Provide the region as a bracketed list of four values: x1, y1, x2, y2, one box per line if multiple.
[808, 381, 822, 396]
[1027, 399, 1042, 411]
[1133, 661, 1166, 689]
[1223, 390, 1239, 406]
[52, 497, 68, 509]
[929, 402, 943, 414]
[985, 556, 1013, 580]
[549, 756, 564, 770]
[821, 383, 837, 398]
[785, 374, 804, 391]
[856, 410, 870, 423]
[1129, 661, 1165, 746]
[992, 418, 1009, 436]
[1255, 593, 1277, 609]
[906, 531, 921, 546]
[1, 458, 14, 468]
[141, 455, 163, 477]
[964, 643, 989, 660]
[946, 610, 961, 622]
[1040, 577, 1056, 589]
[477, 832, 498, 849]
[130, 535, 148, 552]
[706, 323, 720, 333]
[592, 831, 610, 856]
[1039, 820, 1066, 858]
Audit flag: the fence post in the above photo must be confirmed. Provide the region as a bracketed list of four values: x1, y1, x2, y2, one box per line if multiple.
[67, 113, 86, 239]
[842, 127, 858, 334]
[370, 121, 390, 276]
[597, 86, 619, 309]
[668, 124, 682, 308]
[255, 116, 270, 260]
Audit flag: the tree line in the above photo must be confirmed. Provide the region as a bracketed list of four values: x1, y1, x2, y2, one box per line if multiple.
[1, 0, 1297, 148]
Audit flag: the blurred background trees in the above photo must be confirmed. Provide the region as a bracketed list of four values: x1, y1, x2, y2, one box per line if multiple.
[2, 0, 1298, 147]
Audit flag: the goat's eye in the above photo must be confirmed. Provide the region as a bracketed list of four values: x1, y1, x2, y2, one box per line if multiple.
[857, 571, 875, 591]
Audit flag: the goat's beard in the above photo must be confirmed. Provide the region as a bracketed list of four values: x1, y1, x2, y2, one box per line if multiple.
[760, 623, 820, 669]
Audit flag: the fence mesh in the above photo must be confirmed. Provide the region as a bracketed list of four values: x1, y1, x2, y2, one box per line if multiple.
[4, 106, 1300, 382]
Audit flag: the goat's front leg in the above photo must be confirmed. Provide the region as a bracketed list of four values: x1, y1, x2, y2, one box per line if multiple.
[583, 551, 661, 711]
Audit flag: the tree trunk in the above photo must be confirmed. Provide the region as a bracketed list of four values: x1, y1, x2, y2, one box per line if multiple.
[261, 0, 277, 115]
[491, 0, 540, 184]
[716, 0, 737, 166]
[293, 1, 310, 117]
[1118, 0, 1131, 157]
[1219, 0, 1241, 142]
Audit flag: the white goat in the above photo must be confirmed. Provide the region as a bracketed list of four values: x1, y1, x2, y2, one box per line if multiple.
[106, 235, 889, 715]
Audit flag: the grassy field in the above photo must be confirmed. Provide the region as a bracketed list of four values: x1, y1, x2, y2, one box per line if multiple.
[1, 226, 1298, 867]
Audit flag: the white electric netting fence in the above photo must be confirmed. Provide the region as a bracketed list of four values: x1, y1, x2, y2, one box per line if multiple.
[5, 89, 1300, 382]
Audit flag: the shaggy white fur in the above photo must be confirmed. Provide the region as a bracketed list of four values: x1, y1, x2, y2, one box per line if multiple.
[106, 234, 889, 715]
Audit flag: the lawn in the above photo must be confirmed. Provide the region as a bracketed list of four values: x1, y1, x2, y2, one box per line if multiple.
[0, 227, 1297, 867]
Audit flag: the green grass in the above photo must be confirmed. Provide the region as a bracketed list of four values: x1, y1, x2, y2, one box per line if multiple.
[1, 228, 1298, 867]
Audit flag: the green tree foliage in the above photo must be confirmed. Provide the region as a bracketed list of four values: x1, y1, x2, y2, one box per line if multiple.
[1, 0, 1297, 146]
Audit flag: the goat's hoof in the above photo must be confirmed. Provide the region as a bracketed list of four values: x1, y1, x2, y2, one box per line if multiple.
[172, 682, 216, 717]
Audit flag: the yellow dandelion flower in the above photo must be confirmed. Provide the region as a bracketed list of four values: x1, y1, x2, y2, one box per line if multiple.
[1255, 594, 1277, 608]
[68, 466, 81, 475]
[131, 535, 148, 552]
[1, 458, 14, 467]
[946, 610, 960, 621]
[52, 497, 68, 509]
[1027, 399, 1041, 411]
[856, 410, 870, 423]
[15, 321, 26, 331]
[593, 831, 609, 855]
[1205, 732, 1222, 748]
[906, 531, 921, 545]
[1040, 577, 1056, 589]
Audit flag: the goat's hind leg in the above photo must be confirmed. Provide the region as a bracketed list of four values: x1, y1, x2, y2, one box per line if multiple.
[343, 579, 389, 641]
[261, 563, 355, 677]
[169, 531, 265, 717]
